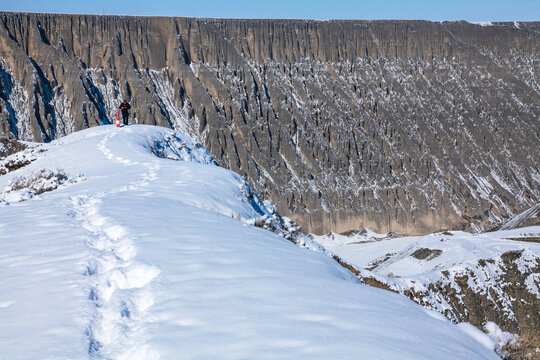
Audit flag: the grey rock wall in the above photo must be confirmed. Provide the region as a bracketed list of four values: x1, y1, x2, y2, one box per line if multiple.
[1, 13, 539, 234]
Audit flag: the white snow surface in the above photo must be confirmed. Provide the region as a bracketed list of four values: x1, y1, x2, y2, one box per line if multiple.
[0, 125, 500, 359]
[484, 322, 520, 350]
[456, 323, 498, 351]
[311, 228, 540, 278]
[311, 227, 540, 332]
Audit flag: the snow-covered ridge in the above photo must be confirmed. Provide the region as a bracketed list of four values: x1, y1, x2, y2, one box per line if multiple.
[0, 125, 501, 359]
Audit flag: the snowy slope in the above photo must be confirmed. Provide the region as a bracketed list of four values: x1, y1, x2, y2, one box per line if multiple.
[0, 125, 500, 359]
[311, 229, 540, 278]
[310, 227, 540, 352]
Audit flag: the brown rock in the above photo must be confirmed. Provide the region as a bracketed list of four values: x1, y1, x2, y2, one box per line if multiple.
[1, 13, 539, 235]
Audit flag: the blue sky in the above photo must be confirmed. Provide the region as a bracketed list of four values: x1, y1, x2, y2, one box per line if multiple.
[1, 0, 538, 21]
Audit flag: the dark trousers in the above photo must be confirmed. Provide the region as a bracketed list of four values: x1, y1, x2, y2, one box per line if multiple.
[121, 112, 129, 125]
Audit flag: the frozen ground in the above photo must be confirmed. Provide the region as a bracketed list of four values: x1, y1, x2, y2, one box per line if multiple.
[311, 225, 540, 355]
[311, 228, 540, 278]
[0, 125, 500, 359]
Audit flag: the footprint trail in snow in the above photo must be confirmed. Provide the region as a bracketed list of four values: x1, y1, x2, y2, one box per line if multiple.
[72, 131, 161, 359]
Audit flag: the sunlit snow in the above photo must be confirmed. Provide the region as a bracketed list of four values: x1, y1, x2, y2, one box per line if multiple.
[0, 125, 500, 359]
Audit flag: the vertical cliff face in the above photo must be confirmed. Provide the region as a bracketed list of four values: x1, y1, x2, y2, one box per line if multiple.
[0, 13, 539, 235]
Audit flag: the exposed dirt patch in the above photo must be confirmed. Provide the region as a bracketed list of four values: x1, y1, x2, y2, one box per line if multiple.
[502, 335, 540, 360]
[519, 217, 540, 228]
[329, 248, 540, 360]
[361, 277, 397, 292]
[330, 255, 398, 292]
[0, 137, 27, 159]
[1, 159, 33, 175]
[340, 229, 365, 237]
[2, 169, 84, 202]
[7, 169, 67, 195]
[432, 251, 538, 344]
[502, 333, 540, 360]
[332, 255, 360, 276]
[478, 258, 496, 267]
[0, 138, 39, 175]
[411, 248, 443, 261]
[504, 237, 540, 243]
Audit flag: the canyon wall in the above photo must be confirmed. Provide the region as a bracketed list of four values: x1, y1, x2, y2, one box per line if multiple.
[1, 13, 539, 234]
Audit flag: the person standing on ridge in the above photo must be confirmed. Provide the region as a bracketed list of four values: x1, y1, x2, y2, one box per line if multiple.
[119, 99, 131, 125]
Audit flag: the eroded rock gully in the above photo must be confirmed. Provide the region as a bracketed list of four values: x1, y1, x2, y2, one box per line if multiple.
[1, 13, 539, 235]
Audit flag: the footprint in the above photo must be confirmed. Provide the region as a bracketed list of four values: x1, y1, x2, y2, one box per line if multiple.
[85, 263, 97, 276]
[113, 241, 137, 262]
[87, 337, 102, 356]
[120, 301, 131, 319]
[103, 225, 128, 241]
[132, 289, 155, 314]
[88, 288, 99, 302]
[72, 135, 161, 358]
[108, 265, 160, 290]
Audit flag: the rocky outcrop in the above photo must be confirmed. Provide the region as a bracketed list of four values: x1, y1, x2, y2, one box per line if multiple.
[1, 13, 539, 234]
[357, 249, 540, 347]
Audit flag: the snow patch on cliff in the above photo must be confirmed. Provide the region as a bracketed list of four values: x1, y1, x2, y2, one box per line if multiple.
[0, 58, 32, 141]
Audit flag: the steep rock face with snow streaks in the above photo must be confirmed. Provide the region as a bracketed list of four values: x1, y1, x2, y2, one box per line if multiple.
[0, 13, 539, 234]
